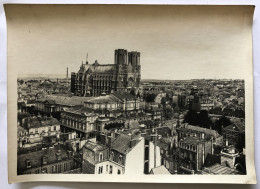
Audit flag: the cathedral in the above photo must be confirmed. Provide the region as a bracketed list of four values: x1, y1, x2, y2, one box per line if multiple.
[71, 49, 141, 97]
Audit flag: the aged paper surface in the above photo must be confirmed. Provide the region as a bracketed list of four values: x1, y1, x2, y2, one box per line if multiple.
[5, 4, 256, 184]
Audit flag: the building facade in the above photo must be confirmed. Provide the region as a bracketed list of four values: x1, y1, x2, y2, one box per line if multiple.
[18, 117, 61, 148]
[71, 49, 141, 97]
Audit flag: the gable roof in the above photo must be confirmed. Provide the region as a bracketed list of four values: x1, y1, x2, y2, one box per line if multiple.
[84, 140, 108, 152]
[17, 144, 71, 172]
[63, 106, 95, 116]
[150, 165, 171, 174]
[111, 92, 137, 101]
[224, 123, 245, 132]
[111, 134, 141, 154]
[85, 95, 120, 104]
[38, 95, 93, 107]
[24, 117, 60, 128]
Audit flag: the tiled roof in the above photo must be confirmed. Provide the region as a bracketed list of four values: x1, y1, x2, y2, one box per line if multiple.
[90, 64, 115, 73]
[178, 125, 220, 138]
[84, 140, 108, 152]
[63, 106, 95, 115]
[38, 95, 93, 106]
[24, 117, 60, 128]
[202, 163, 241, 175]
[111, 134, 141, 154]
[224, 123, 245, 132]
[18, 125, 27, 133]
[111, 92, 136, 101]
[17, 144, 71, 172]
[85, 95, 120, 104]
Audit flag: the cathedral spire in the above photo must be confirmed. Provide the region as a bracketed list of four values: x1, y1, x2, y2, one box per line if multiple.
[86, 53, 88, 64]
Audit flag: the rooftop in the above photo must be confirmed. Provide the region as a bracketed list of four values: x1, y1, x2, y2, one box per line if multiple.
[18, 144, 71, 172]
[150, 165, 171, 174]
[63, 106, 95, 116]
[24, 117, 60, 128]
[223, 123, 245, 132]
[111, 134, 141, 154]
[38, 95, 93, 106]
[202, 163, 241, 175]
[84, 140, 108, 152]
[85, 95, 120, 104]
[111, 92, 137, 101]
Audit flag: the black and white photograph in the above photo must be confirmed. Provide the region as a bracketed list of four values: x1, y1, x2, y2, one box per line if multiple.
[4, 4, 256, 184]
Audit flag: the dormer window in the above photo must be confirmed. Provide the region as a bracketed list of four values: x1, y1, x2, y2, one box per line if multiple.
[42, 156, 47, 165]
[118, 155, 123, 164]
[99, 153, 103, 162]
[68, 151, 73, 158]
[26, 160, 31, 168]
[110, 152, 114, 161]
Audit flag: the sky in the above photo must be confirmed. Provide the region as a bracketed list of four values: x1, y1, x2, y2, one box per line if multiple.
[5, 5, 254, 80]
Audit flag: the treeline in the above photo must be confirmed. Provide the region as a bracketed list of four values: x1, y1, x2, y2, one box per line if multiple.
[184, 110, 232, 134]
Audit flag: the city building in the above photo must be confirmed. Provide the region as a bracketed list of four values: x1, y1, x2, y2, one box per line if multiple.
[178, 136, 213, 174]
[84, 92, 140, 113]
[81, 140, 109, 174]
[60, 107, 98, 139]
[18, 117, 61, 148]
[176, 124, 223, 146]
[17, 144, 80, 175]
[35, 95, 92, 116]
[150, 165, 171, 174]
[71, 49, 141, 97]
[223, 123, 245, 151]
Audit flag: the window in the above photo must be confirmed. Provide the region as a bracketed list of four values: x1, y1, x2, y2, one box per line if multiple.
[64, 163, 67, 172]
[109, 165, 113, 174]
[99, 153, 103, 162]
[42, 156, 47, 165]
[118, 155, 123, 164]
[110, 152, 114, 161]
[26, 160, 31, 168]
[48, 127, 51, 132]
[54, 126, 56, 131]
[117, 169, 121, 174]
[98, 166, 103, 174]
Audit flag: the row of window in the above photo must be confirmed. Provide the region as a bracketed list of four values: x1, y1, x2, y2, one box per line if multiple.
[179, 142, 197, 152]
[29, 126, 59, 135]
[98, 165, 121, 174]
[28, 161, 73, 174]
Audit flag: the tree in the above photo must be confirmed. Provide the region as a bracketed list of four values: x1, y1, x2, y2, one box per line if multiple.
[198, 110, 213, 129]
[143, 93, 157, 103]
[104, 122, 124, 130]
[130, 88, 136, 96]
[161, 97, 167, 107]
[165, 105, 174, 120]
[184, 110, 199, 125]
[214, 116, 232, 134]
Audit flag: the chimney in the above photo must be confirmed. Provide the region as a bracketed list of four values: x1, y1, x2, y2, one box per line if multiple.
[66, 67, 68, 84]
[225, 139, 228, 147]
[201, 133, 205, 139]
